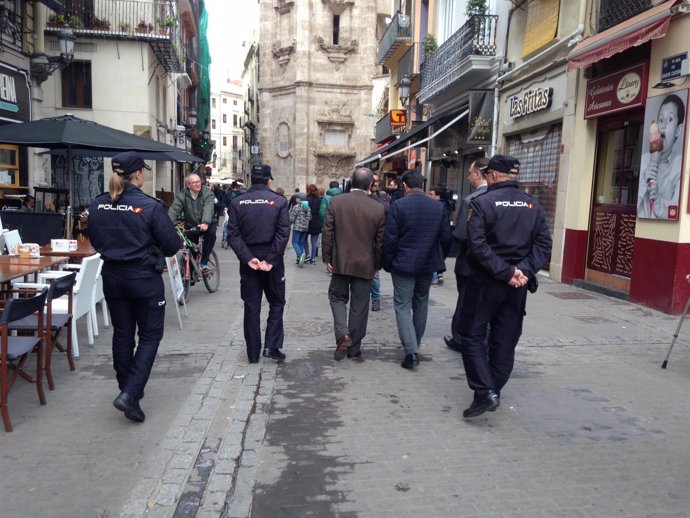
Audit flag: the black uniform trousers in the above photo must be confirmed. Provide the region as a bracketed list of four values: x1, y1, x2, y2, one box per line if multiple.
[458, 276, 527, 396]
[103, 268, 166, 400]
[239, 261, 286, 359]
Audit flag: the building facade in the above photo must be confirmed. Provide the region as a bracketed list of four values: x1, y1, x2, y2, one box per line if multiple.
[210, 80, 245, 180]
[258, 0, 383, 191]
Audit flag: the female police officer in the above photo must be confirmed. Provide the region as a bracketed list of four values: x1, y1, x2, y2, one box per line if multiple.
[88, 151, 179, 423]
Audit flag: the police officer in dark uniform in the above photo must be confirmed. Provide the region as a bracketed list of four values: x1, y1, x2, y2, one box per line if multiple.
[459, 155, 552, 418]
[227, 163, 290, 363]
[88, 151, 180, 423]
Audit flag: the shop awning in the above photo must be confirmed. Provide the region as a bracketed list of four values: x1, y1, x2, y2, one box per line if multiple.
[355, 116, 439, 167]
[567, 0, 678, 72]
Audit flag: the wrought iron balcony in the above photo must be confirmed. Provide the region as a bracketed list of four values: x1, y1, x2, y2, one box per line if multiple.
[378, 12, 412, 65]
[44, 0, 184, 73]
[598, 0, 651, 32]
[0, 5, 22, 54]
[397, 42, 423, 84]
[418, 14, 498, 104]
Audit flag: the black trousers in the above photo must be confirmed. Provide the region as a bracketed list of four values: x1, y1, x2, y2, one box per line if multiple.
[239, 261, 286, 360]
[103, 268, 166, 400]
[458, 276, 527, 396]
[188, 222, 217, 265]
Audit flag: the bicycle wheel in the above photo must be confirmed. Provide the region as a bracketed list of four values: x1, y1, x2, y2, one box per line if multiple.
[177, 253, 192, 305]
[203, 249, 221, 292]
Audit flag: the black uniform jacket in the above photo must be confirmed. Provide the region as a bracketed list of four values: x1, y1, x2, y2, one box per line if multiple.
[227, 184, 290, 265]
[466, 180, 552, 283]
[88, 184, 180, 275]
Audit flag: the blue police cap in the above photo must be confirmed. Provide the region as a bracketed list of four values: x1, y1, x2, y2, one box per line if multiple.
[112, 151, 151, 175]
[487, 155, 520, 175]
[251, 163, 273, 181]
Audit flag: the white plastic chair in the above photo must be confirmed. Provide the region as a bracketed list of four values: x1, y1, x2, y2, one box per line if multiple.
[38, 253, 102, 359]
[92, 259, 109, 335]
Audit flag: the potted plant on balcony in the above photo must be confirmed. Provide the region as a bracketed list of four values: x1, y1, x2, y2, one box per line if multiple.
[118, 21, 131, 33]
[47, 14, 65, 28]
[135, 19, 153, 34]
[67, 14, 84, 29]
[423, 33, 437, 61]
[156, 16, 177, 35]
[92, 16, 111, 31]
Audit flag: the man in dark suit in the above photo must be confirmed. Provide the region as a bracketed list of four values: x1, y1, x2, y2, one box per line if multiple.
[383, 169, 452, 369]
[445, 157, 489, 352]
[322, 168, 386, 361]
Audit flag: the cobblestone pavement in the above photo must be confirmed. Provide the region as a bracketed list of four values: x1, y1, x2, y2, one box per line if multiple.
[1, 236, 690, 517]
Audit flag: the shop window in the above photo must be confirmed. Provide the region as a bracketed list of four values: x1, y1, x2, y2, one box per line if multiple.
[522, 0, 559, 57]
[506, 124, 562, 233]
[0, 145, 20, 187]
[593, 123, 642, 206]
[61, 61, 92, 109]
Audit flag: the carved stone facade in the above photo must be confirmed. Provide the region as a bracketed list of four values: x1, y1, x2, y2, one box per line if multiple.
[259, 0, 381, 190]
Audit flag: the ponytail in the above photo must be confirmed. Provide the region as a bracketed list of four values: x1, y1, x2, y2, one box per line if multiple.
[109, 173, 126, 203]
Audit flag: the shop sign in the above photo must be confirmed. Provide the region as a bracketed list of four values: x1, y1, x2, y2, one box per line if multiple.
[584, 64, 647, 119]
[508, 87, 552, 119]
[0, 62, 30, 123]
[389, 109, 406, 127]
[468, 90, 493, 144]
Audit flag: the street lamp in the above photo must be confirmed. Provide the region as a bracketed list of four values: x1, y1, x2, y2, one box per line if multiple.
[399, 75, 411, 108]
[30, 25, 76, 83]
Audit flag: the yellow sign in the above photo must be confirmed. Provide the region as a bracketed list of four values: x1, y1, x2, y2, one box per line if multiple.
[389, 109, 407, 127]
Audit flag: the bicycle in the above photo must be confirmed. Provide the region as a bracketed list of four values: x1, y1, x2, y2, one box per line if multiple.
[175, 226, 220, 303]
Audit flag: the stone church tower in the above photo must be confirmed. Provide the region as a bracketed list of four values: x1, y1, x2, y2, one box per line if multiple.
[259, 0, 380, 191]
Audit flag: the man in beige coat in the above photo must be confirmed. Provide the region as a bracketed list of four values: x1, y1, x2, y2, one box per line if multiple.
[322, 168, 386, 361]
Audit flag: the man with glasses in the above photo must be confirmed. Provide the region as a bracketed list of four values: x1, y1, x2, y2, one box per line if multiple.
[168, 173, 217, 270]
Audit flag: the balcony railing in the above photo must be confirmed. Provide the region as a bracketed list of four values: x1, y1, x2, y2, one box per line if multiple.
[378, 12, 412, 65]
[598, 0, 651, 32]
[375, 113, 395, 143]
[397, 42, 423, 84]
[419, 14, 498, 103]
[0, 6, 22, 54]
[44, 0, 184, 72]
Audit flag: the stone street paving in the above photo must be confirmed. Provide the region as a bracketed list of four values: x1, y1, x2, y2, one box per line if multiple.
[1, 238, 689, 517]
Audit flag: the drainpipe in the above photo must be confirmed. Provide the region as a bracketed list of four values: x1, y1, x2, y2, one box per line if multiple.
[490, 2, 517, 156]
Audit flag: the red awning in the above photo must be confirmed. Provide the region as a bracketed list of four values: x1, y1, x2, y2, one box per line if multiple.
[567, 0, 677, 72]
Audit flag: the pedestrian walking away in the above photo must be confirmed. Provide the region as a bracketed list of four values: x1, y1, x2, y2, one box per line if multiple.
[444, 158, 488, 353]
[289, 192, 311, 267]
[306, 184, 323, 264]
[458, 155, 552, 418]
[322, 167, 386, 361]
[383, 169, 452, 369]
[227, 163, 290, 363]
[168, 173, 217, 270]
[369, 172, 390, 312]
[88, 151, 180, 423]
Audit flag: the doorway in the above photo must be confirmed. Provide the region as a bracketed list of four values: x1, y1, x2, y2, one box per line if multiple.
[585, 112, 643, 292]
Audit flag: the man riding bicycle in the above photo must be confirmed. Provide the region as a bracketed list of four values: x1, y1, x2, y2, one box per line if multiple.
[168, 173, 217, 270]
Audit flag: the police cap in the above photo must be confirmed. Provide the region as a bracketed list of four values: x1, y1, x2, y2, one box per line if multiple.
[112, 151, 151, 175]
[251, 163, 273, 181]
[487, 155, 520, 175]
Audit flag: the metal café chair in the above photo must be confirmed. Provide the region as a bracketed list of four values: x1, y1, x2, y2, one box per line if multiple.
[0, 289, 48, 432]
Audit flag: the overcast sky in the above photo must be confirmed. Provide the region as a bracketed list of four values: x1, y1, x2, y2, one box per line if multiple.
[205, 0, 260, 88]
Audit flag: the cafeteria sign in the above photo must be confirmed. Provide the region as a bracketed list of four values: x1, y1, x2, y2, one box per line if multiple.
[584, 63, 647, 119]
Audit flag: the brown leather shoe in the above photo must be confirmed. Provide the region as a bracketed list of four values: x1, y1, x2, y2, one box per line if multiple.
[334, 334, 352, 361]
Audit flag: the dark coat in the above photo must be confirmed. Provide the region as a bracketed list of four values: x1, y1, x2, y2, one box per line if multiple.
[383, 188, 453, 274]
[307, 194, 322, 234]
[322, 190, 386, 280]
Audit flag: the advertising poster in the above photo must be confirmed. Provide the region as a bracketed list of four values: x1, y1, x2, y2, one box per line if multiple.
[637, 89, 688, 220]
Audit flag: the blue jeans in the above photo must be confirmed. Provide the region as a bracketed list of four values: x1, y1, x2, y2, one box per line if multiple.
[370, 272, 380, 301]
[391, 271, 433, 355]
[309, 233, 320, 260]
[292, 230, 308, 260]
